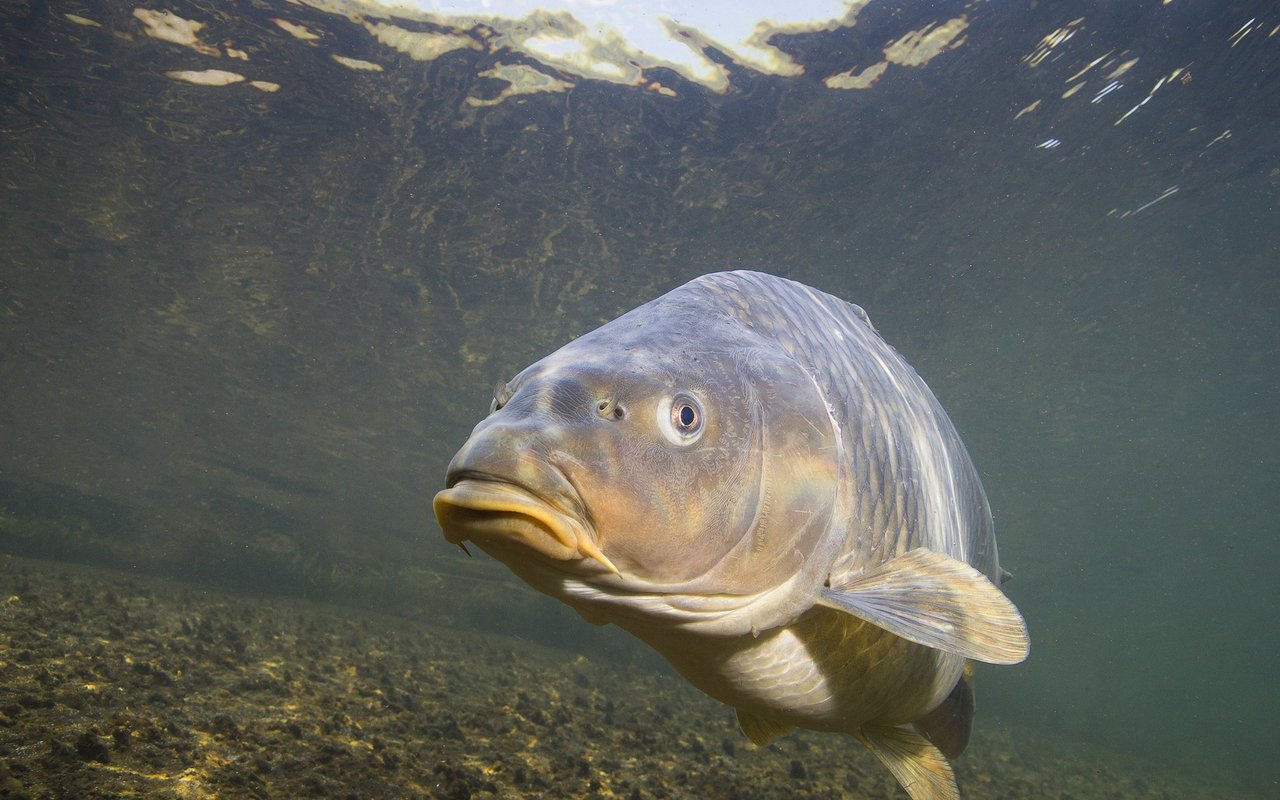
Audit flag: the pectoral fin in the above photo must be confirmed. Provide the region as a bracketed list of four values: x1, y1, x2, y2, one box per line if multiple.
[736, 708, 794, 746]
[857, 724, 958, 800]
[817, 548, 1029, 665]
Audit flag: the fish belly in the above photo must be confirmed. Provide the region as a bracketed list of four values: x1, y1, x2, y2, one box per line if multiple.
[632, 606, 963, 733]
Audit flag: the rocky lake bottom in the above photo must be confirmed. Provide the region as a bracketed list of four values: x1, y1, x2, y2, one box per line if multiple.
[0, 555, 1260, 800]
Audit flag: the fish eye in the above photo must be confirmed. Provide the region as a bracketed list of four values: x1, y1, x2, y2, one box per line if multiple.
[491, 381, 515, 413]
[658, 392, 705, 445]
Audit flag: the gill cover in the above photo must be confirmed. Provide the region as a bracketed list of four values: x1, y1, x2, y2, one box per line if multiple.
[509, 298, 850, 636]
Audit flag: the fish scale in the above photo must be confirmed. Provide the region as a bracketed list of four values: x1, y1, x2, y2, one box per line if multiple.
[689, 272, 995, 583]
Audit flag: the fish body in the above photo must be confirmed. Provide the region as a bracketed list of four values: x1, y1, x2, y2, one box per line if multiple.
[434, 271, 1028, 800]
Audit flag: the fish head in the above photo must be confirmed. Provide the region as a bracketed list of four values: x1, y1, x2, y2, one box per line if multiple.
[434, 303, 844, 631]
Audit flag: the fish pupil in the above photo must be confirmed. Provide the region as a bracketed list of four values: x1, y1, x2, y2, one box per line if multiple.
[672, 400, 701, 433]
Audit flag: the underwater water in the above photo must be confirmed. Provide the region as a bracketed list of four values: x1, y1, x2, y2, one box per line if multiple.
[1, 0, 1277, 796]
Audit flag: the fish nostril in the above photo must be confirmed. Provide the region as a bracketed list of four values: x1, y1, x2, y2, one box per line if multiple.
[596, 398, 626, 420]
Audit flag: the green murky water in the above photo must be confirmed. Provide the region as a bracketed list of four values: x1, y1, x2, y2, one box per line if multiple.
[1, 0, 1276, 795]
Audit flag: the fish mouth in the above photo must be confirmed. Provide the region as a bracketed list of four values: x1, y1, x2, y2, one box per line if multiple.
[433, 475, 618, 575]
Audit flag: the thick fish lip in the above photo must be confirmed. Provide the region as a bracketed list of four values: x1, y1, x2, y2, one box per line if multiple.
[434, 475, 618, 575]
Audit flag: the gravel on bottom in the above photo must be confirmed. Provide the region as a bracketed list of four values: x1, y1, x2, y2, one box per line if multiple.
[0, 555, 1254, 800]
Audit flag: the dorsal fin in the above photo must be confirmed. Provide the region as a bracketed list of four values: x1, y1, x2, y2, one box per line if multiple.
[847, 300, 875, 331]
[914, 662, 976, 759]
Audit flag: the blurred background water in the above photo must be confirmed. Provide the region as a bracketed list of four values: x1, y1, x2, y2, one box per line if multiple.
[1, 0, 1276, 794]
